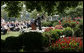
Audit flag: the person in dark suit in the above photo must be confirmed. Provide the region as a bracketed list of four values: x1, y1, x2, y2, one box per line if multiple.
[35, 14, 44, 30]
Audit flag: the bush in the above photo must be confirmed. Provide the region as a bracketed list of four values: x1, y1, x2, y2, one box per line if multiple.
[62, 23, 71, 28]
[80, 19, 83, 24]
[55, 29, 63, 36]
[51, 20, 58, 23]
[42, 21, 52, 27]
[77, 19, 80, 22]
[50, 30, 60, 41]
[70, 22, 77, 28]
[43, 36, 50, 47]
[63, 27, 74, 37]
[74, 27, 83, 37]
[19, 32, 44, 51]
[42, 31, 51, 46]
[1, 39, 6, 52]
[5, 36, 22, 51]
[53, 22, 59, 27]
[77, 23, 83, 31]
[43, 29, 62, 43]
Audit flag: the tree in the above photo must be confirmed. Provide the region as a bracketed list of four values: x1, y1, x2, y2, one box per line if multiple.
[1, 1, 81, 18]
[1, 1, 22, 17]
[64, 1, 83, 18]
[1, 8, 8, 19]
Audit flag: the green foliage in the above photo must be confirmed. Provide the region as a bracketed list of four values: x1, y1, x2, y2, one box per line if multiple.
[41, 1, 56, 15]
[50, 30, 59, 41]
[42, 21, 52, 27]
[1, 39, 6, 52]
[25, 1, 42, 12]
[55, 29, 63, 36]
[62, 22, 71, 28]
[63, 27, 74, 37]
[77, 23, 83, 31]
[70, 22, 77, 28]
[1, 1, 5, 6]
[4, 36, 22, 51]
[19, 32, 44, 51]
[43, 36, 49, 47]
[4, 1, 22, 17]
[74, 27, 83, 37]
[64, 1, 83, 17]
[53, 22, 59, 27]
[80, 19, 83, 24]
[29, 9, 42, 19]
[57, 1, 79, 14]
[74, 23, 83, 37]
[1, 1, 82, 17]
[1, 9, 8, 19]
[43, 29, 62, 42]
[1, 32, 48, 52]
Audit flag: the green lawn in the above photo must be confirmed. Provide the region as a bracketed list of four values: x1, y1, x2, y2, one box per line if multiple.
[1, 31, 20, 40]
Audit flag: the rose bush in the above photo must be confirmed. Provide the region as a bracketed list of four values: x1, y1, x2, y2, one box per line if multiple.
[62, 27, 74, 37]
[55, 25, 63, 29]
[49, 37, 83, 52]
[43, 28, 63, 43]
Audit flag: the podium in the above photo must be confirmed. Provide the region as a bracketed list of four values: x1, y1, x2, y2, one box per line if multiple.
[31, 23, 36, 30]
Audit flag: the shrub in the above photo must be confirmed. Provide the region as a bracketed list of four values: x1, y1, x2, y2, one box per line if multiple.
[51, 20, 58, 23]
[42, 21, 52, 27]
[80, 19, 83, 24]
[19, 32, 44, 51]
[1, 39, 6, 52]
[62, 27, 74, 37]
[49, 37, 83, 52]
[50, 30, 60, 41]
[70, 22, 77, 28]
[5, 36, 22, 51]
[43, 29, 62, 43]
[77, 19, 80, 22]
[53, 22, 59, 27]
[55, 29, 63, 36]
[74, 27, 83, 37]
[77, 23, 83, 31]
[43, 36, 50, 47]
[62, 23, 71, 28]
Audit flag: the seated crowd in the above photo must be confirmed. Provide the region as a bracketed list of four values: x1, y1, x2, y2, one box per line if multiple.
[1, 18, 31, 35]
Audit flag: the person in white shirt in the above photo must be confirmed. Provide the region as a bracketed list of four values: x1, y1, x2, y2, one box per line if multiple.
[1, 23, 8, 35]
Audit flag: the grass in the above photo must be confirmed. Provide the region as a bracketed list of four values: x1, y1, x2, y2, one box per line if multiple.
[1, 31, 20, 40]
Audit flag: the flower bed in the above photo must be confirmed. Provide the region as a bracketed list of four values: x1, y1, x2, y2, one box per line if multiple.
[49, 37, 83, 52]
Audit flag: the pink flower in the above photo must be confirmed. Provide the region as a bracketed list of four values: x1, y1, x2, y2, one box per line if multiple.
[55, 25, 63, 29]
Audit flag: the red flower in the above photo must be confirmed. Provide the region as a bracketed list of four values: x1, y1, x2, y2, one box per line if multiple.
[79, 41, 83, 47]
[58, 39, 61, 42]
[76, 21, 79, 24]
[58, 20, 61, 25]
[62, 46, 65, 48]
